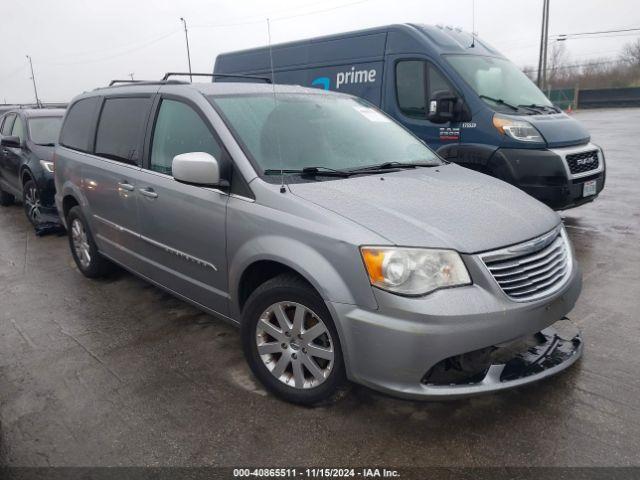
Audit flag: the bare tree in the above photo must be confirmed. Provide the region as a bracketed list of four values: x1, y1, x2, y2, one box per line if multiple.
[620, 38, 640, 66]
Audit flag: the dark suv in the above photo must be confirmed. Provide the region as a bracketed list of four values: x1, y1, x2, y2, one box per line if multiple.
[0, 108, 65, 226]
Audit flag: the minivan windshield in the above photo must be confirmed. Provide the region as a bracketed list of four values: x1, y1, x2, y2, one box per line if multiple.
[209, 93, 441, 175]
[28, 117, 63, 145]
[445, 55, 552, 111]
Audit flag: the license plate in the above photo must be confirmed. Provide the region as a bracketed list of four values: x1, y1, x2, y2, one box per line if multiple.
[583, 179, 597, 197]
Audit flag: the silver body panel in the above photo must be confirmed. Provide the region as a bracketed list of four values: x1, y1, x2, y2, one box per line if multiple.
[55, 82, 582, 399]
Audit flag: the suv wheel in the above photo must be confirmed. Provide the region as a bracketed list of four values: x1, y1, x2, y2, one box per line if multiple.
[66, 206, 113, 278]
[241, 273, 346, 405]
[0, 183, 14, 206]
[23, 179, 43, 226]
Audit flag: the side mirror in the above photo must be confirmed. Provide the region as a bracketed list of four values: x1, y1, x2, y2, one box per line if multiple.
[1, 136, 21, 148]
[172, 152, 221, 186]
[428, 90, 460, 124]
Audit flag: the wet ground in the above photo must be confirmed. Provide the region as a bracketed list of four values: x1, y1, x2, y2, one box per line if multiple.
[1, 108, 639, 468]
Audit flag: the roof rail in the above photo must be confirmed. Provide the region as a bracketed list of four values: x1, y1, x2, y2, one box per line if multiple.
[109, 79, 145, 86]
[162, 72, 272, 83]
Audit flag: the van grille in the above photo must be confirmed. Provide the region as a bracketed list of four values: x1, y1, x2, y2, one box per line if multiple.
[481, 228, 572, 302]
[566, 150, 599, 175]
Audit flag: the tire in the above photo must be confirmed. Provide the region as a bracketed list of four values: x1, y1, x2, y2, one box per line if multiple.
[241, 273, 346, 405]
[66, 206, 113, 278]
[0, 183, 14, 206]
[22, 179, 44, 226]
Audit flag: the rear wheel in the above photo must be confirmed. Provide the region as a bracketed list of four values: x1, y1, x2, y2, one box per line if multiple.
[66, 206, 113, 278]
[0, 183, 14, 206]
[241, 273, 346, 405]
[22, 179, 43, 226]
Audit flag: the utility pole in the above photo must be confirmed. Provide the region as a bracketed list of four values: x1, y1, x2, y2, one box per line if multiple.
[26, 55, 41, 108]
[180, 17, 193, 82]
[129, 73, 135, 81]
[541, 0, 550, 91]
[536, 0, 550, 89]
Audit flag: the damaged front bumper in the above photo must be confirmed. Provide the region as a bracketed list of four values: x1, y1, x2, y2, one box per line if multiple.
[420, 319, 582, 397]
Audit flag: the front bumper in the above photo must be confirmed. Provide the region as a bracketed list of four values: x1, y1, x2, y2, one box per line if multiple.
[328, 256, 582, 400]
[489, 143, 606, 210]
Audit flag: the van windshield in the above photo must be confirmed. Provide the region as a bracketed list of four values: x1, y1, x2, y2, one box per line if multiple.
[209, 93, 441, 175]
[445, 55, 552, 111]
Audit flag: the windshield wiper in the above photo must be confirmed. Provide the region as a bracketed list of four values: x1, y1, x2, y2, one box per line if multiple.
[519, 103, 561, 114]
[347, 161, 436, 173]
[264, 167, 351, 177]
[479, 95, 520, 112]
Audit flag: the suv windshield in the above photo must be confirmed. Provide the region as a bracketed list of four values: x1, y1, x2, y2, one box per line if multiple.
[445, 55, 552, 111]
[28, 117, 63, 145]
[209, 93, 440, 175]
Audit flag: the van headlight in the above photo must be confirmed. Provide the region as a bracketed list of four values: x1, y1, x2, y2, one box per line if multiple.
[360, 247, 471, 296]
[493, 114, 544, 142]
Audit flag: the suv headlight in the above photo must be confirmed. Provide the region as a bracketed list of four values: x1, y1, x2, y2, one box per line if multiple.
[360, 247, 471, 296]
[493, 114, 544, 142]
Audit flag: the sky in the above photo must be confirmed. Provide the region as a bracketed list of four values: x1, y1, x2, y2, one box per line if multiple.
[1, 0, 639, 104]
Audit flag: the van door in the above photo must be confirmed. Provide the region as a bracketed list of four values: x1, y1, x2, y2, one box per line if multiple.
[387, 57, 462, 150]
[82, 96, 152, 267]
[135, 96, 230, 316]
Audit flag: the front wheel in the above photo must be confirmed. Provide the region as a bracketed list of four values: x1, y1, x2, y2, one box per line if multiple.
[241, 273, 346, 405]
[23, 179, 44, 226]
[66, 206, 113, 278]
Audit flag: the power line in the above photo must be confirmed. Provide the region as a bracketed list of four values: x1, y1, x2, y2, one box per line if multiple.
[552, 27, 640, 38]
[526, 59, 620, 73]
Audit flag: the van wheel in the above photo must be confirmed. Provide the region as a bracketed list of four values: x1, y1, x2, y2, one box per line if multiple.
[23, 179, 44, 226]
[0, 184, 14, 206]
[241, 273, 346, 405]
[66, 206, 112, 278]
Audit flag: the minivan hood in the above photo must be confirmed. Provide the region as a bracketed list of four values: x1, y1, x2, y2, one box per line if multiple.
[288, 164, 560, 253]
[527, 112, 590, 148]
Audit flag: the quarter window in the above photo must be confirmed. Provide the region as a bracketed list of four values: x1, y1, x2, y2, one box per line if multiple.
[396, 60, 454, 118]
[11, 116, 24, 142]
[150, 99, 222, 176]
[60, 97, 100, 152]
[1, 114, 15, 136]
[95, 97, 152, 163]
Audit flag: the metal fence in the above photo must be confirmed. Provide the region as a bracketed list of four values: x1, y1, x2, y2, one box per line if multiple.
[548, 87, 640, 110]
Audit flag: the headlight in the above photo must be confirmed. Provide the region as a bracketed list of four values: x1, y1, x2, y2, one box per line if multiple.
[493, 114, 544, 142]
[360, 247, 471, 296]
[40, 160, 54, 173]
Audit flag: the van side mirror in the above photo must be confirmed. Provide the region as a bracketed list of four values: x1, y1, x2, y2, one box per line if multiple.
[1, 136, 21, 148]
[172, 152, 221, 186]
[428, 90, 461, 124]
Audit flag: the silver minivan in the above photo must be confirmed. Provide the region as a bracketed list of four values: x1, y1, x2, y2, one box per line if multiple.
[55, 80, 583, 404]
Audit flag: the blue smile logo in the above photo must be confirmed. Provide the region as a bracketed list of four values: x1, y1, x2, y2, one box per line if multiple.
[311, 76, 330, 90]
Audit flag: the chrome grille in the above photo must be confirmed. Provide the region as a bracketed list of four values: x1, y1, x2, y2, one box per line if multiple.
[480, 228, 572, 302]
[566, 149, 599, 175]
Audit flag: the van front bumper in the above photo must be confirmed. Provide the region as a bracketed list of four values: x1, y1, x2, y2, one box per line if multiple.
[328, 259, 582, 400]
[489, 143, 605, 210]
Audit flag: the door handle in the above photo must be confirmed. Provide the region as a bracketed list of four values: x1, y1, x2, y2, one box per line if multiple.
[139, 187, 158, 199]
[117, 181, 135, 191]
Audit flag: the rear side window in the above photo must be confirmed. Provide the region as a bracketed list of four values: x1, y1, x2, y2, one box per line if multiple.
[95, 97, 152, 164]
[60, 97, 100, 152]
[1, 114, 16, 136]
[396, 60, 455, 118]
[149, 99, 222, 175]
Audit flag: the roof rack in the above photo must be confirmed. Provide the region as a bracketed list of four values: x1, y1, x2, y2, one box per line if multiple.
[162, 72, 272, 83]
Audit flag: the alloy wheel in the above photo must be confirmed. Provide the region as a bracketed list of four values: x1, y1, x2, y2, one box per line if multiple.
[71, 218, 91, 269]
[256, 301, 334, 389]
[24, 185, 41, 224]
